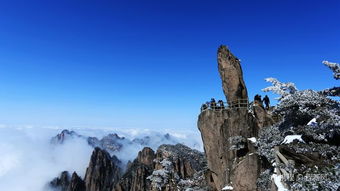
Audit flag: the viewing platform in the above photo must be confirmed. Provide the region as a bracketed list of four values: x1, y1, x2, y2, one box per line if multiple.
[200, 99, 250, 112]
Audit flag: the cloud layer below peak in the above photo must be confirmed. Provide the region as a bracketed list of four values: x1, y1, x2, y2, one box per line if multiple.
[0, 126, 202, 191]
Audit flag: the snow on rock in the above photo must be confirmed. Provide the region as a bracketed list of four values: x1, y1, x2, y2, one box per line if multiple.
[271, 174, 288, 191]
[147, 158, 173, 189]
[147, 169, 170, 189]
[282, 135, 305, 144]
[151, 169, 169, 177]
[247, 137, 257, 143]
[160, 158, 172, 167]
[307, 118, 318, 127]
[222, 185, 233, 190]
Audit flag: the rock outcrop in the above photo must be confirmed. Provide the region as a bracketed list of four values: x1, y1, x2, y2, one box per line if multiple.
[51, 129, 82, 144]
[114, 147, 155, 191]
[87, 134, 125, 153]
[137, 147, 155, 166]
[51, 144, 211, 191]
[198, 107, 260, 190]
[147, 144, 210, 191]
[84, 147, 122, 191]
[50, 171, 85, 191]
[50, 148, 122, 191]
[217, 45, 248, 103]
[115, 144, 210, 191]
[253, 105, 275, 129]
[50, 171, 71, 191]
[69, 172, 86, 191]
[198, 45, 271, 190]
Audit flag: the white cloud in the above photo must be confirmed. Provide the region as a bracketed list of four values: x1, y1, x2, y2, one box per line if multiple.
[0, 127, 92, 191]
[0, 126, 203, 191]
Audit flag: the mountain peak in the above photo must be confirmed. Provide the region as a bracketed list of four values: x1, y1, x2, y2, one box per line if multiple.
[217, 45, 248, 103]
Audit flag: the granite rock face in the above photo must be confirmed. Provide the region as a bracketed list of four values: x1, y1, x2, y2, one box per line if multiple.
[50, 171, 85, 191]
[51, 144, 211, 191]
[217, 45, 248, 103]
[198, 45, 272, 191]
[198, 109, 260, 191]
[50, 171, 71, 191]
[84, 148, 122, 191]
[69, 172, 86, 191]
[137, 147, 155, 166]
[116, 144, 211, 191]
[113, 147, 155, 191]
[253, 105, 275, 129]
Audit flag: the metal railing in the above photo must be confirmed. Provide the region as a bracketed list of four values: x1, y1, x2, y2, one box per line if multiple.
[229, 99, 249, 109]
[200, 99, 249, 112]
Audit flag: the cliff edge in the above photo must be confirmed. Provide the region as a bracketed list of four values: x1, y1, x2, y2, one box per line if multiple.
[198, 45, 268, 191]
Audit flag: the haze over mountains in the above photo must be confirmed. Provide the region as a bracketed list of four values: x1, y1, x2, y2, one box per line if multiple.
[0, 126, 202, 191]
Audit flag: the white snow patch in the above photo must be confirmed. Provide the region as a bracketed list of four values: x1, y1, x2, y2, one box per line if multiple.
[307, 118, 318, 127]
[271, 174, 288, 191]
[178, 179, 193, 185]
[151, 169, 168, 177]
[222, 185, 233, 190]
[282, 135, 305, 144]
[160, 159, 172, 167]
[247, 137, 257, 143]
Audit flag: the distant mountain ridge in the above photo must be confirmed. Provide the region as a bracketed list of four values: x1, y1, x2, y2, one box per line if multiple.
[51, 129, 182, 154]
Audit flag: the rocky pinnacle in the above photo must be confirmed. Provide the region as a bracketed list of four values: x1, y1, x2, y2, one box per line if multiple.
[217, 45, 248, 104]
[198, 45, 260, 191]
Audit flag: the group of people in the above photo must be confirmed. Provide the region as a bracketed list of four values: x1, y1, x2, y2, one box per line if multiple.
[200, 95, 271, 112]
[201, 98, 225, 111]
[254, 94, 270, 109]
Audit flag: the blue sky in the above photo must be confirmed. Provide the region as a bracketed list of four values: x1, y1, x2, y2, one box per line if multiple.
[0, 0, 339, 130]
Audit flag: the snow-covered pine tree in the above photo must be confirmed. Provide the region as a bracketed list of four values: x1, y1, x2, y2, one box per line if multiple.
[320, 61, 340, 97]
[256, 61, 340, 190]
[323, 61, 340, 80]
[261, 78, 297, 100]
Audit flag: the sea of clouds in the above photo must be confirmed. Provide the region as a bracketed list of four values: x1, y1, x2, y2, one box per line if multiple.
[0, 125, 203, 191]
